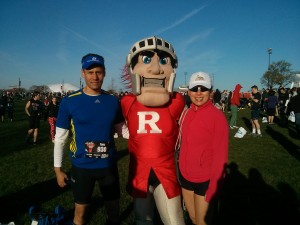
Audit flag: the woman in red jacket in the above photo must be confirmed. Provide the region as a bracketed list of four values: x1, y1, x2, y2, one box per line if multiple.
[178, 72, 229, 225]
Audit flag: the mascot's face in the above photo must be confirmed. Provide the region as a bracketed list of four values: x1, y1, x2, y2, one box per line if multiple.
[133, 50, 174, 107]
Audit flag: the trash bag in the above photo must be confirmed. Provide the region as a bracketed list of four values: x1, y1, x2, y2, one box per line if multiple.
[234, 127, 247, 138]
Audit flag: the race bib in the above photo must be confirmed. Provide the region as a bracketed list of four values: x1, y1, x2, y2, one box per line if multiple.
[84, 141, 110, 158]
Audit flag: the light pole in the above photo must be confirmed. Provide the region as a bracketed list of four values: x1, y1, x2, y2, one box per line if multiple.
[267, 48, 272, 88]
[267, 48, 272, 69]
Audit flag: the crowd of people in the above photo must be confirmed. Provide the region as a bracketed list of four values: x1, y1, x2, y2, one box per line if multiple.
[207, 84, 300, 138]
[22, 91, 62, 145]
[0, 92, 15, 122]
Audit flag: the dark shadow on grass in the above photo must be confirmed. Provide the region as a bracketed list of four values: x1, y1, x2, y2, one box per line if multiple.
[82, 195, 134, 224]
[287, 122, 299, 139]
[0, 178, 71, 224]
[216, 162, 251, 225]
[241, 116, 252, 131]
[117, 148, 129, 161]
[265, 126, 300, 162]
[214, 162, 300, 225]
[120, 201, 134, 223]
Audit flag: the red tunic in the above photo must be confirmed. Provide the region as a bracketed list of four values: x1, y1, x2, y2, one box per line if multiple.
[121, 93, 185, 198]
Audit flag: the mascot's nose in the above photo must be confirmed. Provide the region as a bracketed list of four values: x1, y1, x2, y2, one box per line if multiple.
[147, 55, 163, 75]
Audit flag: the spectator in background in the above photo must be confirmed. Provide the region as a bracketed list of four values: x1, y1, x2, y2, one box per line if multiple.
[213, 88, 222, 109]
[278, 87, 289, 126]
[183, 91, 191, 108]
[0, 94, 5, 122]
[47, 96, 59, 143]
[229, 84, 242, 129]
[220, 90, 228, 112]
[290, 88, 300, 138]
[290, 87, 298, 97]
[227, 91, 232, 113]
[267, 89, 278, 124]
[43, 96, 50, 121]
[249, 85, 262, 137]
[7, 94, 14, 122]
[25, 91, 43, 145]
[261, 88, 269, 112]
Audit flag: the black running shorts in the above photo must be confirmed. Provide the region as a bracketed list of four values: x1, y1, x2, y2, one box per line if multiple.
[179, 172, 210, 196]
[70, 165, 120, 204]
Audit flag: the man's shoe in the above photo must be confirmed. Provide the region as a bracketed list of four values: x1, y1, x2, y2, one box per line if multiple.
[248, 133, 256, 136]
[256, 134, 262, 138]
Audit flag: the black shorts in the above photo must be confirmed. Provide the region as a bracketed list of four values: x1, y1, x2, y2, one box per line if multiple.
[251, 109, 260, 120]
[267, 108, 276, 116]
[28, 116, 40, 129]
[179, 172, 209, 196]
[71, 165, 120, 204]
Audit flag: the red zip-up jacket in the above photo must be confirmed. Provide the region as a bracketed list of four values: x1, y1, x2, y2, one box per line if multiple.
[179, 100, 228, 202]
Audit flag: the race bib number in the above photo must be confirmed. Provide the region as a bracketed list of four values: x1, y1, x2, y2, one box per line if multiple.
[85, 141, 110, 158]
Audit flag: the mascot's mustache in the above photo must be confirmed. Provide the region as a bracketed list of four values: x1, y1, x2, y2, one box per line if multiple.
[142, 77, 165, 88]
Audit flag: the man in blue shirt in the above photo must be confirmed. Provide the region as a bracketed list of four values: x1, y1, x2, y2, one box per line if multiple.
[54, 53, 123, 225]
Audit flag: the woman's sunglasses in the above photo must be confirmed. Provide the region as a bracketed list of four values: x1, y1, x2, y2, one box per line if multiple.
[189, 85, 210, 92]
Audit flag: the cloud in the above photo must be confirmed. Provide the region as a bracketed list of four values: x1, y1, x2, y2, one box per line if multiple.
[181, 28, 214, 50]
[154, 5, 207, 35]
[60, 25, 117, 57]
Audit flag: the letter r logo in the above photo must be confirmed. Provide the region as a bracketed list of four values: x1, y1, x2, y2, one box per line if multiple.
[137, 111, 162, 134]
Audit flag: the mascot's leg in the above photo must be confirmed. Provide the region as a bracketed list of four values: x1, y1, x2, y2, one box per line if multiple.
[154, 184, 185, 225]
[134, 190, 155, 225]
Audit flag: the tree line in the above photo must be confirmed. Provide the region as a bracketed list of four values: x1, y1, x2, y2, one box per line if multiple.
[261, 60, 299, 88]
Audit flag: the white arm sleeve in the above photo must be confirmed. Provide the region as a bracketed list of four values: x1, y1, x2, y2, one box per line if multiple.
[54, 127, 69, 168]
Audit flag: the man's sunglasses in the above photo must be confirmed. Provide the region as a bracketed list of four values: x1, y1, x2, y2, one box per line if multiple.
[189, 85, 210, 92]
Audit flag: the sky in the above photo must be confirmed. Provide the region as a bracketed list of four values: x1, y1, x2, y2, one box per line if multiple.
[0, 0, 300, 92]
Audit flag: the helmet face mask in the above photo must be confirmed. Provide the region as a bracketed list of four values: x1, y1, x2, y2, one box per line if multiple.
[126, 36, 177, 68]
[126, 36, 177, 106]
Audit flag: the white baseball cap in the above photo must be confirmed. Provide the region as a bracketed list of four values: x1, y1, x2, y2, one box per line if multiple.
[189, 72, 212, 89]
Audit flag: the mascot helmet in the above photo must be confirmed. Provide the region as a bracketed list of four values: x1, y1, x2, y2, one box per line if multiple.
[126, 36, 178, 95]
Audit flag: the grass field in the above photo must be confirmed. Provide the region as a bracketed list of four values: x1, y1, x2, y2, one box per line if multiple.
[0, 99, 300, 225]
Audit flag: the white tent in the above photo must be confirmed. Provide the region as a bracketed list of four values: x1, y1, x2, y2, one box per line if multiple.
[295, 74, 300, 87]
[47, 83, 79, 93]
[290, 74, 300, 89]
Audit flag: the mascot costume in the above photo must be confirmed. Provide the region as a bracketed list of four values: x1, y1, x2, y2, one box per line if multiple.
[121, 36, 185, 225]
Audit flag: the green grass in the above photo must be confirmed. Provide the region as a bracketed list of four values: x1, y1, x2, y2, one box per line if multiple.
[0, 100, 300, 224]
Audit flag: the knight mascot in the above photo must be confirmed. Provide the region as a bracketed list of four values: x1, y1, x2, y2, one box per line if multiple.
[121, 36, 185, 225]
